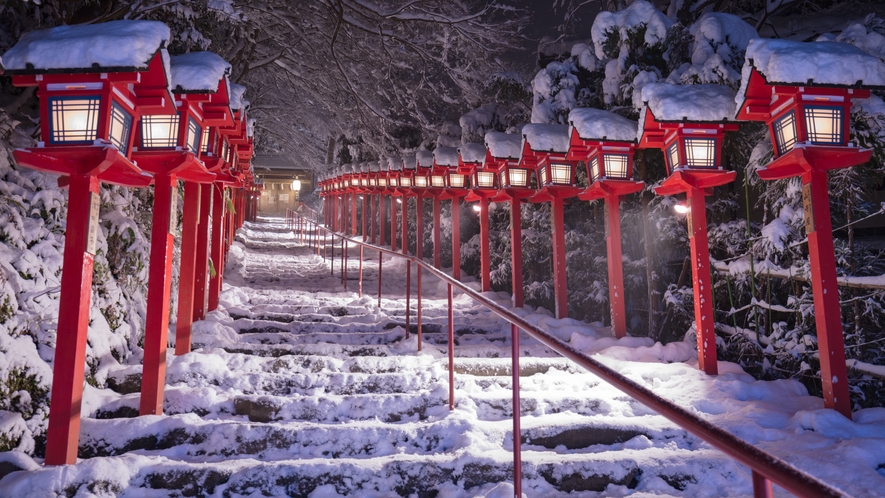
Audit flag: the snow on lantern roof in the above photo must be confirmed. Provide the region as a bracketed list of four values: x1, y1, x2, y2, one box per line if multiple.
[416, 150, 434, 168]
[1, 20, 170, 73]
[434, 146, 460, 167]
[170, 51, 231, 93]
[522, 124, 570, 153]
[388, 156, 403, 171]
[369, 162, 381, 173]
[403, 155, 418, 170]
[230, 83, 248, 110]
[641, 83, 736, 123]
[736, 38, 885, 108]
[568, 108, 638, 142]
[484, 131, 521, 159]
[459, 143, 487, 164]
[360, 162, 370, 173]
[246, 118, 256, 138]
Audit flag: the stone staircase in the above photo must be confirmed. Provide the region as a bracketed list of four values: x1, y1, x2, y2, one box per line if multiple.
[5, 220, 754, 497]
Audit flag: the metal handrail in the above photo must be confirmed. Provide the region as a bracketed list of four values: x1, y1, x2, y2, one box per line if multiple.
[293, 212, 845, 498]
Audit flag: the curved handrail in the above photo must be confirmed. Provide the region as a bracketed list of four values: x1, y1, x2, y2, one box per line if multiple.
[295, 213, 845, 498]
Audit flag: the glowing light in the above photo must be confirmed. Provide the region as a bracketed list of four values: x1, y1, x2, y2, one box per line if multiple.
[674, 203, 689, 214]
[473, 204, 481, 212]
[291, 179, 302, 191]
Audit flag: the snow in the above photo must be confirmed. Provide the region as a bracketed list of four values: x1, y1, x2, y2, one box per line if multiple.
[521, 124, 570, 153]
[590, 0, 672, 60]
[568, 108, 638, 142]
[170, 51, 230, 93]
[2, 218, 885, 496]
[736, 38, 885, 109]
[402, 155, 417, 170]
[640, 83, 736, 122]
[387, 156, 403, 171]
[484, 131, 522, 160]
[434, 146, 460, 167]
[459, 143, 487, 164]
[369, 161, 381, 172]
[230, 83, 248, 111]
[836, 21, 885, 61]
[416, 150, 434, 168]
[1, 20, 169, 72]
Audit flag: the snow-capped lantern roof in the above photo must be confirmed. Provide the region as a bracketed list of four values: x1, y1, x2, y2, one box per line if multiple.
[521, 124, 570, 154]
[360, 162, 370, 173]
[459, 143, 487, 164]
[568, 108, 638, 143]
[379, 159, 389, 172]
[1, 20, 170, 74]
[170, 51, 231, 93]
[484, 132, 522, 160]
[403, 155, 418, 170]
[369, 161, 381, 173]
[416, 150, 434, 169]
[230, 83, 248, 111]
[386, 156, 401, 171]
[433, 147, 460, 168]
[640, 83, 735, 125]
[736, 38, 885, 120]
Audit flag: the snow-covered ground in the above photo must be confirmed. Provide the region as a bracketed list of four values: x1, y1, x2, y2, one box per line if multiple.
[1, 217, 884, 497]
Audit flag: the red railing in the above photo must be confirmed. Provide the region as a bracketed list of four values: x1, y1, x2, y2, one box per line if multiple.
[290, 212, 844, 498]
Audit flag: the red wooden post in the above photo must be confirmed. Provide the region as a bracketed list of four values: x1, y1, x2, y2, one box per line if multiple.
[193, 183, 213, 321]
[551, 198, 569, 319]
[510, 199, 524, 307]
[391, 197, 398, 252]
[433, 197, 442, 268]
[752, 471, 774, 498]
[208, 185, 225, 311]
[804, 169, 851, 416]
[377, 250, 383, 308]
[447, 282, 455, 410]
[417, 265, 423, 352]
[402, 196, 409, 255]
[175, 182, 201, 355]
[686, 188, 718, 375]
[511, 323, 523, 496]
[140, 174, 176, 415]
[480, 198, 491, 292]
[405, 261, 411, 339]
[452, 199, 461, 280]
[44, 174, 100, 465]
[605, 195, 628, 338]
[363, 194, 369, 242]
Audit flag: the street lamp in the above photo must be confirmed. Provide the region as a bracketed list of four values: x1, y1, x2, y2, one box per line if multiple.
[568, 107, 643, 337]
[735, 39, 885, 418]
[639, 82, 740, 377]
[1, 19, 172, 466]
[520, 124, 577, 317]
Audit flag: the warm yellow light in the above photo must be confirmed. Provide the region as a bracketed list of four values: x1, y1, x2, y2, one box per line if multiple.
[401, 176, 412, 187]
[683, 138, 716, 168]
[508, 168, 528, 187]
[473, 204, 481, 212]
[50, 97, 100, 143]
[804, 107, 842, 144]
[415, 176, 428, 188]
[476, 171, 495, 188]
[550, 163, 572, 185]
[674, 203, 689, 214]
[389, 177, 398, 187]
[539, 167, 548, 185]
[602, 154, 629, 179]
[431, 175, 446, 188]
[142, 115, 179, 148]
[588, 157, 600, 182]
[449, 173, 466, 188]
[292, 179, 302, 191]
[379, 178, 388, 187]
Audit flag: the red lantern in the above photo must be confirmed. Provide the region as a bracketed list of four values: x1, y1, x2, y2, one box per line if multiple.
[1, 20, 174, 466]
[639, 82, 741, 377]
[520, 124, 576, 317]
[568, 108, 644, 337]
[735, 39, 885, 418]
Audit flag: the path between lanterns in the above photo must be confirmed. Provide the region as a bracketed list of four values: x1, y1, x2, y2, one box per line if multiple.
[1, 218, 885, 497]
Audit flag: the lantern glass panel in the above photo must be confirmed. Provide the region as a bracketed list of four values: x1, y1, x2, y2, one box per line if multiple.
[432, 175, 446, 188]
[108, 102, 133, 153]
[684, 138, 716, 168]
[379, 178, 388, 187]
[415, 176, 428, 187]
[361, 178, 367, 186]
[141, 114, 179, 148]
[773, 111, 797, 155]
[186, 117, 201, 152]
[602, 154, 629, 179]
[48, 97, 101, 144]
[222, 140, 229, 161]
[370, 178, 377, 186]
[389, 177, 398, 187]
[202, 128, 211, 153]
[499, 171, 507, 188]
[449, 173, 466, 188]
[588, 157, 600, 182]
[550, 163, 572, 185]
[805, 106, 842, 145]
[508, 168, 528, 187]
[666, 142, 680, 172]
[538, 166, 548, 186]
[401, 176, 412, 187]
[476, 171, 495, 188]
